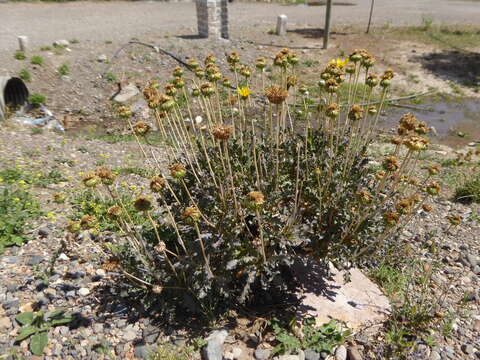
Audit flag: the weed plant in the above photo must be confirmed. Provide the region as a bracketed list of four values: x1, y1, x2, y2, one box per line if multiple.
[74, 50, 440, 317]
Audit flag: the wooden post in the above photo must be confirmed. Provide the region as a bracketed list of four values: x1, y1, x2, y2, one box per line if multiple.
[366, 0, 375, 34]
[323, 0, 332, 49]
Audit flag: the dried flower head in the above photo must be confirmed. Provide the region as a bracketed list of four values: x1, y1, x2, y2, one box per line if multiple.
[348, 105, 364, 121]
[107, 205, 122, 219]
[383, 156, 399, 172]
[447, 214, 461, 226]
[265, 86, 288, 105]
[96, 166, 116, 185]
[356, 190, 372, 204]
[399, 113, 418, 131]
[375, 170, 386, 180]
[345, 63, 356, 74]
[256, 57, 267, 70]
[212, 125, 233, 141]
[159, 95, 175, 111]
[226, 52, 240, 64]
[367, 105, 377, 115]
[325, 78, 339, 93]
[415, 121, 429, 135]
[426, 182, 441, 196]
[80, 215, 97, 229]
[395, 199, 414, 215]
[298, 84, 308, 95]
[53, 193, 66, 204]
[427, 164, 441, 176]
[326, 104, 340, 118]
[200, 82, 215, 97]
[384, 211, 400, 227]
[150, 176, 166, 192]
[169, 163, 186, 179]
[133, 196, 153, 212]
[287, 75, 298, 90]
[422, 204, 432, 212]
[274, 53, 288, 68]
[204, 54, 216, 65]
[102, 257, 119, 272]
[195, 68, 205, 79]
[82, 171, 100, 188]
[361, 56, 376, 68]
[173, 66, 184, 78]
[405, 135, 429, 151]
[222, 77, 231, 87]
[164, 83, 177, 96]
[239, 65, 251, 78]
[117, 105, 132, 119]
[187, 58, 200, 70]
[247, 191, 265, 207]
[182, 206, 201, 223]
[172, 77, 185, 89]
[67, 220, 81, 233]
[366, 73, 379, 88]
[391, 137, 404, 146]
[133, 121, 151, 136]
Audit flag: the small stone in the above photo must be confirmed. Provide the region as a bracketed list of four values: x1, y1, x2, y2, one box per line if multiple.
[430, 350, 441, 360]
[123, 328, 137, 342]
[347, 346, 363, 360]
[3, 256, 21, 264]
[461, 344, 474, 355]
[58, 253, 69, 261]
[38, 228, 49, 238]
[113, 83, 140, 103]
[95, 269, 106, 277]
[26, 255, 44, 265]
[19, 302, 34, 312]
[304, 349, 320, 360]
[277, 355, 299, 360]
[203, 329, 228, 360]
[255, 348, 272, 360]
[97, 54, 107, 62]
[0, 317, 12, 330]
[335, 345, 347, 360]
[54, 39, 70, 47]
[78, 288, 90, 296]
[134, 345, 155, 359]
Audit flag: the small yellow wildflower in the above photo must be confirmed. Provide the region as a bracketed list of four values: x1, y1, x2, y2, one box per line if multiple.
[237, 86, 252, 100]
[18, 180, 26, 185]
[0, 177, 3, 182]
[46, 212, 56, 219]
[329, 58, 349, 69]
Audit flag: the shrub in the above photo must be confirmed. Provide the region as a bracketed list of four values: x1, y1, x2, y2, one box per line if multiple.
[58, 63, 70, 76]
[30, 56, 44, 66]
[28, 93, 47, 107]
[454, 173, 480, 203]
[75, 50, 438, 317]
[19, 68, 31, 82]
[14, 51, 26, 60]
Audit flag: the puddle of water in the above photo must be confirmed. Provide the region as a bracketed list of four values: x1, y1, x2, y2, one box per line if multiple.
[379, 97, 480, 149]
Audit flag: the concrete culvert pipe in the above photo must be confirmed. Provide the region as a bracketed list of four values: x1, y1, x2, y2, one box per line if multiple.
[0, 76, 30, 119]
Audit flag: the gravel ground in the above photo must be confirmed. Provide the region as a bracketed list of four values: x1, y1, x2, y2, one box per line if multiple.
[0, 126, 478, 359]
[1, 0, 480, 53]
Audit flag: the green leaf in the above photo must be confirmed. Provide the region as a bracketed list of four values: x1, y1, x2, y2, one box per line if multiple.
[15, 325, 37, 341]
[16, 312, 34, 326]
[50, 316, 72, 326]
[48, 309, 66, 319]
[30, 332, 48, 355]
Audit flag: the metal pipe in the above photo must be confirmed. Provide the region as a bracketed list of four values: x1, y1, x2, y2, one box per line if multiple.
[0, 76, 29, 120]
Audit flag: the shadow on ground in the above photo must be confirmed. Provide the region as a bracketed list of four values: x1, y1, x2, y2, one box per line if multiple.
[287, 28, 348, 39]
[415, 49, 480, 87]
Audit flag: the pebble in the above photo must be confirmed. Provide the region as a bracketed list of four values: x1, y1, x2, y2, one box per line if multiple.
[203, 329, 228, 360]
[58, 253, 69, 261]
[0, 317, 12, 330]
[335, 345, 347, 360]
[277, 355, 299, 360]
[255, 348, 272, 360]
[347, 346, 363, 360]
[304, 349, 320, 360]
[26, 255, 44, 265]
[78, 288, 90, 296]
[97, 54, 107, 62]
[134, 345, 155, 360]
[430, 350, 441, 360]
[461, 344, 474, 354]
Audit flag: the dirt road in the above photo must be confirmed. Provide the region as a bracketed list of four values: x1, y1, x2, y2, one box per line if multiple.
[0, 0, 479, 52]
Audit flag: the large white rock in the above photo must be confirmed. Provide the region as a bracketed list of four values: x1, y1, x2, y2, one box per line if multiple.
[295, 261, 390, 329]
[113, 83, 140, 104]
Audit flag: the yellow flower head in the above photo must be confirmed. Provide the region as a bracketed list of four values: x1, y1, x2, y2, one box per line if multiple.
[237, 86, 252, 100]
[329, 58, 349, 69]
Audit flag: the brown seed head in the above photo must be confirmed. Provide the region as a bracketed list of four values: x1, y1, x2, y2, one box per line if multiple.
[182, 206, 201, 222]
[133, 196, 153, 212]
[348, 105, 364, 121]
[383, 156, 399, 172]
[212, 125, 233, 141]
[247, 191, 265, 206]
[169, 163, 186, 179]
[107, 205, 122, 219]
[133, 121, 151, 136]
[150, 176, 166, 192]
[384, 211, 400, 227]
[265, 86, 288, 105]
